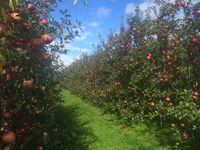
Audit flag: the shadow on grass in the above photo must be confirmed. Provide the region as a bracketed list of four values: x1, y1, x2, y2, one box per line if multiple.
[58, 87, 200, 150]
[52, 103, 99, 150]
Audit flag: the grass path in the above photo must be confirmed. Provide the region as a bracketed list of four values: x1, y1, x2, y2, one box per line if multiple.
[53, 88, 171, 150]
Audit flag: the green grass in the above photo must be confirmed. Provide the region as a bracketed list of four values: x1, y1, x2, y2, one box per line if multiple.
[52, 87, 200, 150]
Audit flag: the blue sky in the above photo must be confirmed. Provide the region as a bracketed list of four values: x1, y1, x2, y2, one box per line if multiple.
[45, 0, 199, 69]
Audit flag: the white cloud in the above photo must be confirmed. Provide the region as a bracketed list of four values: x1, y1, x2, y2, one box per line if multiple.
[97, 7, 112, 17]
[125, 0, 200, 21]
[88, 21, 100, 28]
[74, 31, 93, 41]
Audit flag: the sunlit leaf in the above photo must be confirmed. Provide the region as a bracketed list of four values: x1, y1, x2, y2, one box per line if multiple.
[73, 0, 77, 5]
[59, 10, 64, 15]
[0, 7, 8, 23]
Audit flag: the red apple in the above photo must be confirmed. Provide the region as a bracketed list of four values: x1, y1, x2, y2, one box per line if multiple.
[42, 34, 53, 44]
[38, 146, 43, 150]
[177, 2, 181, 6]
[0, 24, 9, 38]
[181, 123, 185, 127]
[23, 137, 30, 145]
[4, 112, 13, 120]
[2, 131, 16, 144]
[183, 133, 188, 139]
[27, 4, 35, 11]
[41, 52, 49, 60]
[23, 80, 34, 89]
[3, 61, 9, 69]
[41, 19, 48, 25]
[35, 13, 40, 18]
[18, 128, 25, 134]
[10, 13, 21, 24]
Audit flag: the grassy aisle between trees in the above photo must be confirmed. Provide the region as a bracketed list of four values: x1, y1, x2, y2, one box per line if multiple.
[52, 88, 173, 150]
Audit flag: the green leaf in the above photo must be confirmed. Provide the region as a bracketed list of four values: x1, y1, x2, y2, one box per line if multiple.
[175, 114, 177, 118]
[64, 9, 68, 14]
[16, 104, 21, 111]
[82, 0, 88, 8]
[78, 21, 82, 26]
[64, 33, 70, 36]
[18, 50, 27, 55]
[59, 10, 64, 15]
[65, 15, 71, 17]
[31, 20, 36, 24]
[73, 0, 77, 5]
[78, 27, 83, 33]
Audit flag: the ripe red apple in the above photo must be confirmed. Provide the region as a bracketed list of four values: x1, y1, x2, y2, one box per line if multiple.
[38, 146, 43, 150]
[35, 13, 40, 18]
[44, 2, 49, 7]
[151, 103, 154, 106]
[23, 137, 30, 145]
[193, 95, 197, 99]
[42, 34, 53, 44]
[171, 13, 175, 17]
[193, 38, 198, 42]
[18, 128, 25, 134]
[3, 61, 9, 69]
[23, 80, 34, 89]
[37, 110, 42, 115]
[4, 112, 13, 120]
[41, 19, 48, 25]
[183, 133, 188, 139]
[27, 4, 35, 11]
[2, 131, 16, 144]
[181, 123, 185, 127]
[30, 38, 44, 48]
[187, 1, 190, 5]
[177, 2, 181, 6]
[171, 123, 175, 127]
[14, 7, 20, 13]
[10, 13, 21, 24]
[32, 99, 38, 104]
[194, 92, 198, 96]
[192, 11, 196, 15]
[166, 97, 170, 101]
[0, 24, 9, 38]
[22, 23, 34, 32]
[41, 52, 49, 60]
